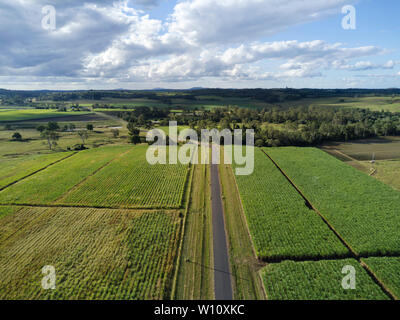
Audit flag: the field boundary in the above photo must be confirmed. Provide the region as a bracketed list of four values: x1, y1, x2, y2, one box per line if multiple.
[55, 148, 132, 203]
[0, 202, 180, 211]
[261, 148, 397, 300]
[171, 163, 195, 299]
[0, 152, 78, 192]
[0, 203, 179, 214]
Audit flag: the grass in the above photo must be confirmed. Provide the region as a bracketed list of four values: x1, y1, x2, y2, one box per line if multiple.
[0, 127, 129, 157]
[0, 206, 181, 299]
[175, 163, 214, 300]
[360, 160, 400, 191]
[232, 148, 348, 260]
[0, 152, 73, 189]
[219, 157, 266, 300]
[0, 145, 131, 205]
[58, 145, 189, 209]
[321, 136, 400, 161]
[266, 147, 400, 256]
[0, 109, 90, 122]
[260, 259, 389, 300]
[362, 257, 400, 299]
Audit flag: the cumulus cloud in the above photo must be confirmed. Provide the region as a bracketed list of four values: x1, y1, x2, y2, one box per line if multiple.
[0, 0, 396, 88]
[167, 0, 357, 45]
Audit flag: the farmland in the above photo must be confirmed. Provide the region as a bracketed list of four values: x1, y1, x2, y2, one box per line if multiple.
[362, 257, 400, 299]
[0, 152, 73, 189]
[0, 146, 131, 205]
[232, 149, 348, 260]
[0, 206, 181, 299]
[260, 259, 389, 300]
[0, 109, 91, 122]
[58, 145, 189, 209]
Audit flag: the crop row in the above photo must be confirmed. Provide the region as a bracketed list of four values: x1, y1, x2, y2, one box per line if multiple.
[58, 145, 189, 208]
[265, 147, 400, 256]
[0, 145, 130, 205]
[0, 152, 72, 189]
[261, 259, 388, 300]
[233, 148, 348, 260]
[0, 206, 181, 300]
[361, 257, 400, 299]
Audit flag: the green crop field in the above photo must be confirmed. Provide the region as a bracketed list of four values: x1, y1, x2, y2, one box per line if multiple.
[58, 145, 190, 209]
[265, 147, 400, 256]
[0, 109, 91, 122]
[0, 145, 130, 205]
[0, 206, 181, 299]
[233, 149, 348, 260]
[261, 259, 389, 300]
[0, 152, 73, 189]
[0, 206, 18, 220]
[362, 257, 400, 299]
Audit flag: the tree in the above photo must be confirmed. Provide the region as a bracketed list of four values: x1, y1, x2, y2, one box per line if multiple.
[127, 122, 141, 144]
[41, 130, 60, 150]
[111, 129, 120, 138]
[47, 122, 60, 131]
[77, 130, 88, 145]
[36, 125, 46, 133]
[86, 124, 94, 131]
[12, 132, 22, 141]
[37, 122, 60, 150]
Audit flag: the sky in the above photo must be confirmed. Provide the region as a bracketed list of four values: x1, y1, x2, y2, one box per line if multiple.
[0, 0, 399, 90]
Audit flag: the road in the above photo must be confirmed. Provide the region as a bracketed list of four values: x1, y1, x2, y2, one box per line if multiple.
[210, 162, 233, 300]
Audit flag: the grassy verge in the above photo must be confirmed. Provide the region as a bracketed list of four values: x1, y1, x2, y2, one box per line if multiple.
[219, 160, 266, 300]
[175, 164, 214, 299]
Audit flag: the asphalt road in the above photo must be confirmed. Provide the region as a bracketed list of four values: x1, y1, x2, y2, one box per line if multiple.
[211, 162, 233, 300]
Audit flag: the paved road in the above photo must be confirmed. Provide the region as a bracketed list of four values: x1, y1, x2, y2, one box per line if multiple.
[210, 162, 233, 300]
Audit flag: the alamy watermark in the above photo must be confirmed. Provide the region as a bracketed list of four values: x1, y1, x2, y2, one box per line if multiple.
[341, 265, 356, 290]
[41, 265, 56, 290]
[342, 5, 356, 30]
[146, 122, 254, 176]
[41, 5, 56, 31]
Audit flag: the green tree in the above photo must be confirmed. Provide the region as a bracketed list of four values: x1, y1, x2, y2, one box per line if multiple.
[41, 130, 60, 150]
[77, 130, 88, 145]
[127, 122, 141, 144]
[12, 132, 22, 141]
[86, 124, 94, 131]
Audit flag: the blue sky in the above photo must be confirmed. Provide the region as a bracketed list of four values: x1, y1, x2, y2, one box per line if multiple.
[0, 0, 398, 89]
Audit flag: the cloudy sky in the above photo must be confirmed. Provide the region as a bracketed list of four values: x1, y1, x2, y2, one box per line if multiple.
[0, 0, 399, 90]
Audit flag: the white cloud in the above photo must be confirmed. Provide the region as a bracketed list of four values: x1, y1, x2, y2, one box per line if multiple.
[167, 0, 356, 45]
[0, 0, 397, 88]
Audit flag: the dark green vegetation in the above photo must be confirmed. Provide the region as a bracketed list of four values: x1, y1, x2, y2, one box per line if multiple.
[261, 259, 389, 300]
[2, 88, 400, 148]
[232, 149, 348, 260]
[266, 147, 400, 256]
[362, 257, 400, 299]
